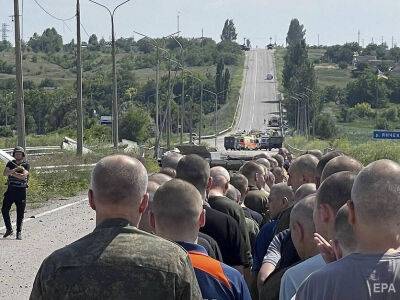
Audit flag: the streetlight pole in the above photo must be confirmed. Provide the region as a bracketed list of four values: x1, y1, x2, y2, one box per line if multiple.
[89, 0, 131, 149]
[204, 89, 227, 148]
[132, 30, 179, 155]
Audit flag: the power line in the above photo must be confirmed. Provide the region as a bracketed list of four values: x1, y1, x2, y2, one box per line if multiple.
[32, 0, 76, 22]
[80, 22, 90, 39]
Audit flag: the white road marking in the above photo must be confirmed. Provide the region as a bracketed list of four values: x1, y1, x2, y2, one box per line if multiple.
[0, 198, 88, 231]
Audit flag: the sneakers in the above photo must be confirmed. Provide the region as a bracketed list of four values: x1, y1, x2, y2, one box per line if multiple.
[3, 229, 13, 238]
[16, 232, 22, 240]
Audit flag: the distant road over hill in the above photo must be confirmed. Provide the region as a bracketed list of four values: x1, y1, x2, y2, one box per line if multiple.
[216, 49, 280, 155]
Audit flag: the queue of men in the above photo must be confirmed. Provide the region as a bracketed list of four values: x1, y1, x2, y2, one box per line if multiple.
[24, 147, 400, 299]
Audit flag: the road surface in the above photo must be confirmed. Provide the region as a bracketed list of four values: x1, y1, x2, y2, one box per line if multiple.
[215, 48, 280, 156]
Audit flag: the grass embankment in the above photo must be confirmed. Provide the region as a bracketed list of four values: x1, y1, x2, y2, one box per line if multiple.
[0, 149, 159, 208]
[285, 136, 400, 165]
[202, 54, 245, 135]
[275, 48, 353, 89]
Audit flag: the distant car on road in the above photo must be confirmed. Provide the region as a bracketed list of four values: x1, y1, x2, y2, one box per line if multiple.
[267, 44, 274, 50]
[265, 73, 274, 80]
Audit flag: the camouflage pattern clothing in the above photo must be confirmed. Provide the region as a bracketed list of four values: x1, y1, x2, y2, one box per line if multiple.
[30, 218, 202, 300]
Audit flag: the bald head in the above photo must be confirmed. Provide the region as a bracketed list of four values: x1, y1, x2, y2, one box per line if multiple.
[294, 183, 316, 202]
[321, 156, 363, 183]
[268, 182, 295, 218]
[152, 179, 203, 242]
[267, 157, 278, 168]
[288, 154, 319, 192]
[176, 154, 210, 197]
[352, 160, 400, 226]
[210, 166, 230, 187]
[159, 167, 176, 178]
[91, 155, 148, 206]
[138, 181, 160, 233]
[271, 167, 287, 184]
[148, 173, 172, 185]
[316, 151, 343, 187]
[161, 152, 183, 170]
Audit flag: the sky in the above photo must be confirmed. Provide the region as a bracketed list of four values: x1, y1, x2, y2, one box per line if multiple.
[1, 0, 400, 47]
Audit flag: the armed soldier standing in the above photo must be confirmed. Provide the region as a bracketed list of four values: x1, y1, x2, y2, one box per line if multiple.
[2, 146, 30, 240]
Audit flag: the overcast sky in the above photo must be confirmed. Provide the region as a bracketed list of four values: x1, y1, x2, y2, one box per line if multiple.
[1, 0, 400, 47]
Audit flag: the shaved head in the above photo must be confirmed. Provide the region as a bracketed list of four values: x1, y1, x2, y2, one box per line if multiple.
[159, 167, 176, 178]
[290, 195, 317, 259]
[271, 167, 286, 184]
[148, 173, 172, 185]
[267, 157, 278, 168]
[272, 154, 284, 168]
[290, 195, 316, 232]
[334, 205, 356, 255]
[256, 158, 271, 170]
[91, 155, 148, 205]
[306, 149, 323, 160]
[294, 183, 316, 202]
[316, 151, 344, 179]
[321, 156, 363, 183]
[161, 152, 183, 169]
[152, 179, 203, 241]
[288, 154, 319, 192]
[269, 182, 295, 219]
[176, 154, 210, 197]
[317, 171, 356, 213]
[230, 173, 248, 196]
[226, 184, 240, 202]
[240, 161, 265, 184]
[352, 160, 400, 226]
[210, 166, 230, 185]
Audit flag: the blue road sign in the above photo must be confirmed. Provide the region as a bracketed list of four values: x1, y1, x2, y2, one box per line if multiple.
[373, 130, 400, 140]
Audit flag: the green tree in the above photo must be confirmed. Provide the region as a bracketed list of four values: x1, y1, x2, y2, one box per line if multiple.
[315, 113, 338, 139]
[221, 19, 237, 42]
[286, 19, 305, 46]
[88, 34, 100, 51]
[28, 28, 63, 53]
[119, 104, 153, 142]
[0, 41, 12, 52]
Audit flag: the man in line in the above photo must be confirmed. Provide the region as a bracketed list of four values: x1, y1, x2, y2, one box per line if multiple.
[2, 146, 30, 240]
[253, 183, 295, 275]
[280, 195, 324, 300]
[320, 155, 363, 184]
[296, 161, 400, 299]
[30, 155, 201, 299]
[176, 155, 250, 269]
[240, 161, 268, 217]
[208, 166, 252, 266]
[151, 179, 251, 300]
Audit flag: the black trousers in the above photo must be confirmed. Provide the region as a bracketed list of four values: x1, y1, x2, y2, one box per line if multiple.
[2, 188, 27, 232]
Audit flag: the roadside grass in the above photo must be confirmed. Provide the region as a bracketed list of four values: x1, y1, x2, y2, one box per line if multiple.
[0, 149, 159, 207]
[308, 48, 326, 61]
[202, 54, 245, 135]
[285, 135, 400, 165]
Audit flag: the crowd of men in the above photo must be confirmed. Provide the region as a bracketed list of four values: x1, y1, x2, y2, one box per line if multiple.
[23, 147, 400, 299]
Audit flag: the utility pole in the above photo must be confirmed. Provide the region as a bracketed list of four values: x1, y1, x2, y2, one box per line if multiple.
[317, 34, 320, 47]
[88, 1, 131, 149]
[155, 46, 160, 155]
[189, 85, 194, 144]
[177, 12, 180, 36]
[76, 0, 83, 155]
[1, 23, 10, 42]
[358, 30, 360, 46]
[198, 82, 203, 144]
[392, 36, 394, 49]
[14, 0, 26, 149]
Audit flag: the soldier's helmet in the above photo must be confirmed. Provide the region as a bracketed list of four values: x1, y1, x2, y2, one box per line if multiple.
[13, 146, 26, 158]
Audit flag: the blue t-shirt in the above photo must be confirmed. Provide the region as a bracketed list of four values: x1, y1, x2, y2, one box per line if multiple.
[252, 219, 277, 274]
[178, 242, 251, 300]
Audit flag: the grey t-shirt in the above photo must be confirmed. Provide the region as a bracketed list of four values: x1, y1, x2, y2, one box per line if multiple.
[296, 252, 400, 300]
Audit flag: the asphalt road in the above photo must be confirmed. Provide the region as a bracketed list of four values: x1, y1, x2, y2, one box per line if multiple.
[216, 48, 280, 157]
